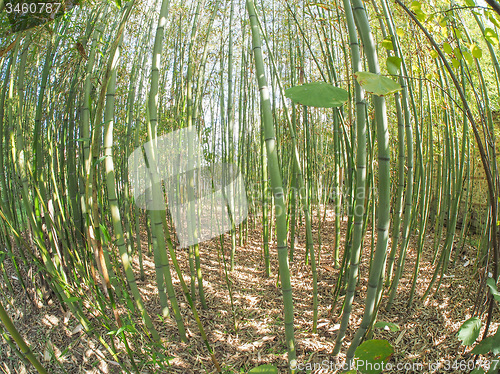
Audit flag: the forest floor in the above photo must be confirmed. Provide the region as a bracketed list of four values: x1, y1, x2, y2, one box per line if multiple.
[0, 205, 498, 374]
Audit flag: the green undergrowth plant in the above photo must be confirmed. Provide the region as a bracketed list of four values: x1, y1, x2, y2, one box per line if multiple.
[458, 278, 500, 374]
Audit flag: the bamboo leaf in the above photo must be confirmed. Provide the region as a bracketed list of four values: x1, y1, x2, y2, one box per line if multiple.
[108, 325, 127, 336]
[386, 56, 402, 75]
[381, 37, 394, 51]
[63, 297, 80, 303]
[488, 12, 500, 29]
[486, 278, 500, 302]
[74, 137, 91, 143]
[443, 42, 453, 54]
[457, 317, 481, 346]
[471, 44, 482, 59]
[415, 9, 427, 21]
[308, 3, 332, 10]
[93, 155, 109, 166]
[484, 28, 499, 45]
[374, 321, 400, 332]
[354, 71, 402, 96]
[354, 339, 393, 374]
[248, 364, 278, 373]
[410, 1, 421, 11]
[285, 82, 348, 108]
[462, 50, 473, 65]
[99, 223, 111, 244]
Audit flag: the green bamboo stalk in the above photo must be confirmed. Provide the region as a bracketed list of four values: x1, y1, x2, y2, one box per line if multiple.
[0, 299, 48, 374]
[146, 0, 187, 341]
[247, 1, 297, 370]
[97, 0, 161, 343]
[253, 6, 318, 330]
[345, 0, 392, 363]
[333, 0, 366, 355]
[226, 0, 237, 272]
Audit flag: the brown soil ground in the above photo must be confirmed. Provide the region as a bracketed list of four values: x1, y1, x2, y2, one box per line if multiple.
[0, 206, 498, 373]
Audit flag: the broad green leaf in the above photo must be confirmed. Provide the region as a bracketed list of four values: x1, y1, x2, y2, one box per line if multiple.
[354, 339, 394, 374]
[386, 56, 402, 75]
[484, 28, 499, 45]
[462, 50, 473, 65]
[115, 0, 122, 7]
[409, 0, 425, 20]
[439, 17, 447, 27]
[443, 42, 453, 54]
[285, 82, 348, 108]
[430, 50, 439, 59]
[415, 9, 427, 21]
[410, 1, 421, 11]
[381, 37, 394, 51]
[463, 0, 475, 5]
[486, 278, 500, 302]
[470, 368, 485, 374]
[472, 326, 500, 356]
[457, 317, 481, 346]
[354, 71, 402, 96]
[488, 360, 500, 374]
[396, 28, 405, 38]
[452, 59, 461, 68]
[471, 44, 482, 59]
[454, 47, 463, 60]
[374, 321, 400, 332]
[470, 336, 495, 354]
[248, 364, 278, 374]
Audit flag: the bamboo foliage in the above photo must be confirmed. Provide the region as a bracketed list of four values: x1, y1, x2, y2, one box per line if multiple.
[1, 0, 500, 372]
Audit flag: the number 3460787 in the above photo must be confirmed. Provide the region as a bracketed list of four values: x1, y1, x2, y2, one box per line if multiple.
[4, 2, 62, 15]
